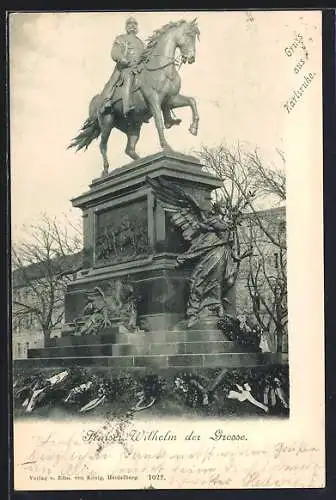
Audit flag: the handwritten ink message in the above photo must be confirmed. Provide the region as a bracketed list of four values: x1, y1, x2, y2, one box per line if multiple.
[14, 422, 325, 490]
[283, 32, 317, 113]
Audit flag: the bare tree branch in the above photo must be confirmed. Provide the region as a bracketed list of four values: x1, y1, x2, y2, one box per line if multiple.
[196, 143, 287, 352]
[198, 143, 286, 250]
[12, 214, 82, 343]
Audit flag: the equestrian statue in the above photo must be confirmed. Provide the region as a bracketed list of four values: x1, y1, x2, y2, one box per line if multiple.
[69, 17, 200, 175]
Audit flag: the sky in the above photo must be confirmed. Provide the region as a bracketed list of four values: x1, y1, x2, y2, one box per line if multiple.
[9, 10, 322, 242]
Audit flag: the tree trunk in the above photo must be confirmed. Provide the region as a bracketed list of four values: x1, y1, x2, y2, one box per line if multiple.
[43, 329, 51, 348]
[276, 325, 283, 353]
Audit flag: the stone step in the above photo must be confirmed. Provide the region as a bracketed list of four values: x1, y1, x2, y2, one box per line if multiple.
[146, 330, 225, 344]
[53, 330, 226, 348]
[28, 343, 147, 359]
[149, 341, 247, 355]
[56, 334, 115, 346]
[20, 352, 288, 370]
[55, 332, 145, 347]
[29, 339, 251, 359]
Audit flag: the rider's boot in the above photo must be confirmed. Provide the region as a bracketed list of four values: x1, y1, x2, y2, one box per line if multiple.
[122, 76, 135, 117]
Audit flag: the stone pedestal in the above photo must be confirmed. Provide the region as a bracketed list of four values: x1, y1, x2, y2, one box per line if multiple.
[64, 151, 223, 336]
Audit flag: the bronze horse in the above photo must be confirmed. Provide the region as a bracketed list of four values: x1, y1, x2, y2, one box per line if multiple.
[69, 19, 200, 175]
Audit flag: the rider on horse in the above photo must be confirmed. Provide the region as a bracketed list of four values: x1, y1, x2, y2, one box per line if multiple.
[100, 16, 180, 127]
[69, 18, 200, 171]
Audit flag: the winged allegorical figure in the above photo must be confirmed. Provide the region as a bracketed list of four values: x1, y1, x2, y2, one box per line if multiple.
[146, 177, 252, 328]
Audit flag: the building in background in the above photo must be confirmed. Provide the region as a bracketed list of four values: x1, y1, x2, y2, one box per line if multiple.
[12, 253, 82, 359]
[235, 206, 287, 352]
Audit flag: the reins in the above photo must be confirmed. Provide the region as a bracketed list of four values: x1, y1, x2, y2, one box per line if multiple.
[145, 60, 176, 71]
[143, 55, 183, 72]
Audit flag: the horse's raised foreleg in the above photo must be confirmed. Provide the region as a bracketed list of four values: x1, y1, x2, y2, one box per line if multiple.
[97, 112, 114, 176]
[125, 125, 141, 161]
[166, 94, 199, 136]
[147, 97, 172, 151]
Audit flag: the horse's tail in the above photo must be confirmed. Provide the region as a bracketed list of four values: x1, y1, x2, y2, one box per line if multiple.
[68, 115, 101, 152]
[68, 94, 103, 151]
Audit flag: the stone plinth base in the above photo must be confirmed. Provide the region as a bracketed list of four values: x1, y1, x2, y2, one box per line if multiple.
[63, 151, 223, 334]
[29, 326, 263, 364]
[28, 341, 252, 359]
[18, 352, 288, 371]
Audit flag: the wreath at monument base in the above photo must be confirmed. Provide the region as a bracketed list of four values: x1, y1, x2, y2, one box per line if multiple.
[13, 365, 289, 417]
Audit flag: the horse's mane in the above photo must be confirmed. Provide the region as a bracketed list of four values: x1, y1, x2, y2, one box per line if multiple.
[141, 20, 186, 60]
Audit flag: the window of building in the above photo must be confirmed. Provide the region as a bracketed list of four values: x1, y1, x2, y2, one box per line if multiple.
[17, 343, 21, 357]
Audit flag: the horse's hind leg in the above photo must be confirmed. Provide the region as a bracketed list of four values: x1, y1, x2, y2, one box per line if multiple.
[125, 124, 141, 161]
[97, 112, 114, 176]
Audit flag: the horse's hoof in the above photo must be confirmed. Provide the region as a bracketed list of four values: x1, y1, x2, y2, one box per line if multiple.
[189, 124, 198, 136]
[126, 150, 140, 161]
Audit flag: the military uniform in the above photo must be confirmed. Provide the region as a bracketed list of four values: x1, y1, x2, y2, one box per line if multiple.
[101, 30, 145, 115]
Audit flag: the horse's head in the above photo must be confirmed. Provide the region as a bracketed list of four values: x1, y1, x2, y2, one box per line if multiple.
[175, 19, 200, 65]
